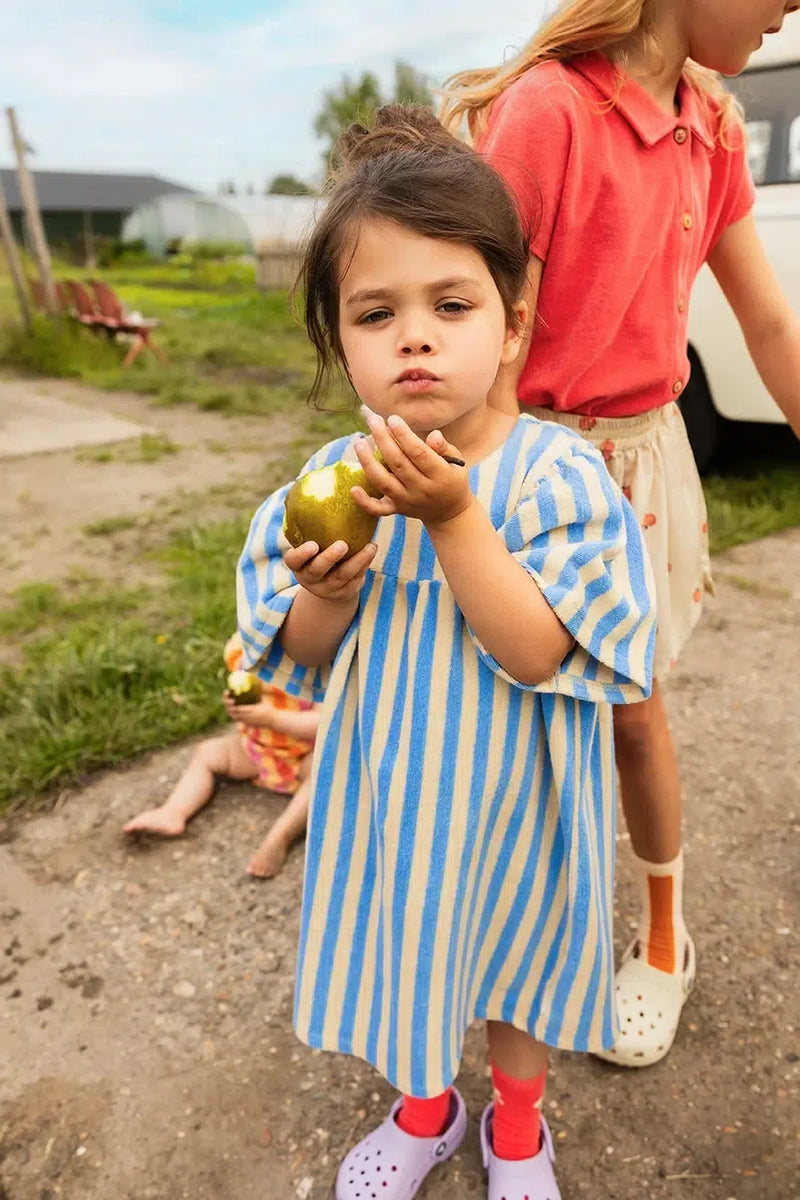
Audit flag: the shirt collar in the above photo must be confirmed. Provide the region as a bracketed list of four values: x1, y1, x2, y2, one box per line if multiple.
[570, 52, 715, 150]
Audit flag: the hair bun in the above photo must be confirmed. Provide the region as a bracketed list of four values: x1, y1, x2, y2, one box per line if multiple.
[334, 104, 463, 172]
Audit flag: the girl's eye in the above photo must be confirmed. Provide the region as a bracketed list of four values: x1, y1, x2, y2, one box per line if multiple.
[359, 309, 392, 325]
[438, 301, 472, 315]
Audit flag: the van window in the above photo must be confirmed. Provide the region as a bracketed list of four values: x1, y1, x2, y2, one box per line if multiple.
[745, 120, 772, 183]
[728, 63, 800, 184]
[790, 115, 800, 180]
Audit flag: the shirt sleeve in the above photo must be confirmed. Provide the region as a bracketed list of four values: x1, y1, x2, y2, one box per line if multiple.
[707, 118, 756, 250]
[236, 437, 353, 702]
[468, 439, 656, 704]
[479, 75, 574, 263]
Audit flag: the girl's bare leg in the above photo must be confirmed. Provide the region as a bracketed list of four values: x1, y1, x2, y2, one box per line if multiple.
[613, 682, 682, 863]
[247, 753, 312, 878]
[123, 732, 258, 836]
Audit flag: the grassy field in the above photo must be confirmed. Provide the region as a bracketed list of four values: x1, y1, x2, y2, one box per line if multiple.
[0, 256, 797, 809]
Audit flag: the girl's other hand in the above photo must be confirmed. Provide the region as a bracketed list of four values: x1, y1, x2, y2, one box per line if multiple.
[353, 414, 472, 527]
[223, 693, 275, 727]
[284, 539, 377, 603]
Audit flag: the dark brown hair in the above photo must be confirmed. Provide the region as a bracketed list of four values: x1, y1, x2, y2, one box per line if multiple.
[296, 104, 531, 407]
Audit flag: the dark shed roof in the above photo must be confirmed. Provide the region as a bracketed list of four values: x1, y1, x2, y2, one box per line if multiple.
[0, 168, 195, 212]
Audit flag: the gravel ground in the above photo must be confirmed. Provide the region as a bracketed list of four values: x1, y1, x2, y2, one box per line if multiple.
[1, 529, 798, 1200]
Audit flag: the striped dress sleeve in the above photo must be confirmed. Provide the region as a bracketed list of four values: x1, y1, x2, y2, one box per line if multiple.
[235, 437, 352, 702]
[472, 440, 656, 704]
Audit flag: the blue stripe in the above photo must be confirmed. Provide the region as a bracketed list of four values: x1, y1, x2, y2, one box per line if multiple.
[501, 815, 566, 1022]
[338, 576, 400, 1049]
[306, 703, 365, 1040]
[383, 516, 408, 576]
[366, 585, 417, 1066]
[459, 685, 524, 1029]
[543, 702, 596, 1045]
[575, 721, 614, 1049]
[416, 528, 437, 581]
[473, 710, 542, 1014]
[409, 614, 465, 1093]
[388, 590, 440, 1094]
[441, 645, 496, 1084]
[294, 687, 350, 1030]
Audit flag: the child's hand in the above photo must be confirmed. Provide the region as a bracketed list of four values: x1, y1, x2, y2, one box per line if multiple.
[223, 692, 275, 727]
[284, 539, 377, 603]
[353, 414, 472, 527]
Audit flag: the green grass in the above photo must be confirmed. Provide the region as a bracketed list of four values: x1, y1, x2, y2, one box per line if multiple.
[0, 424, 353, 810]
[705, 462, 800, 554]
[82, 515, 140, 537]
[76, 432, 179, 464]
[0, 262, 337, 417]
[0, 517, 252, 806]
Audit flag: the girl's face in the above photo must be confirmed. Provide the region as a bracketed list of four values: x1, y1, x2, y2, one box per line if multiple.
[683, 1, 798, 75]
[337, 219, 524, 438]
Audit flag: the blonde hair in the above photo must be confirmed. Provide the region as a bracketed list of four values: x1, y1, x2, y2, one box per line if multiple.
[440, 0, 741, 144]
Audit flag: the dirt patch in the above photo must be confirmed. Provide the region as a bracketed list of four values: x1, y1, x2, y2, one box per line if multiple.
[0, 376, 307, 595]
[1, 529, 798, 1199]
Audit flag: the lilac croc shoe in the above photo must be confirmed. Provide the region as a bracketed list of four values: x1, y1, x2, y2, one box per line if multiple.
[480, 1105, 562, 1200]
[335, 1089, 467, 1200]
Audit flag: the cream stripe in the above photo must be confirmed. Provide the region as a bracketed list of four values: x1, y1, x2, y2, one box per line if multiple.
[458, 688, 533, 1027]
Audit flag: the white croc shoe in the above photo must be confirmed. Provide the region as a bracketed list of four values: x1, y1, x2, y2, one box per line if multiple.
[595, 935, 696, 1067]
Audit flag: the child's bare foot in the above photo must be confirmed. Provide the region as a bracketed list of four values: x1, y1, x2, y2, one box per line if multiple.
[247, 838, 289, 879]
[123, 808, 187, 837]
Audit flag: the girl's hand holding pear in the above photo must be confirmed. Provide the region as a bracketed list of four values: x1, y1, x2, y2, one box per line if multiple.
[284, 537, 377, 604]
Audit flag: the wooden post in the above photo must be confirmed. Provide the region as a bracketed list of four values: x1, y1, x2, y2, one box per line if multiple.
[6, 106, 57, 314]
[0, 174, 32, 329]
[82, 209, 96, 269]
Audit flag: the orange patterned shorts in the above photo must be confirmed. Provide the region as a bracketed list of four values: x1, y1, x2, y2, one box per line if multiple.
[241, 727, 312, 795]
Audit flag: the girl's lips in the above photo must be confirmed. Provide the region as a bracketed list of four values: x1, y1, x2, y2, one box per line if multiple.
[394, 368, 441, 394]
[395, 377, 440, 394]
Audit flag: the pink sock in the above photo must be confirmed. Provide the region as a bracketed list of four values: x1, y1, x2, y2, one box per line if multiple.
[491, 1061, 546, 1160]
[396, 1088, 452, 1138]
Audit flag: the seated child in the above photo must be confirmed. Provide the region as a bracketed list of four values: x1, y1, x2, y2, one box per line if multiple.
[123, 633, 320, 877]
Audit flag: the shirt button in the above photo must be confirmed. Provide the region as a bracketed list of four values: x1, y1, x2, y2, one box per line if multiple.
[678, 297, 686, 312]
[673, 379, 684, 394]
[682, 212, 693, 230]
[674, 127, 688, 144]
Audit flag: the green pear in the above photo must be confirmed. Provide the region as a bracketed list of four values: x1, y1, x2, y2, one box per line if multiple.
[226, 669, 263, 705]
[283, 460, 381, 559]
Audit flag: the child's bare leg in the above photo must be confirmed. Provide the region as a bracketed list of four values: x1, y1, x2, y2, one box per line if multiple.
[613, 682, 682, 863]
[487, 1021, 549, 1079]
[247, 754, 312, 878]
[124, 732, 258, 836]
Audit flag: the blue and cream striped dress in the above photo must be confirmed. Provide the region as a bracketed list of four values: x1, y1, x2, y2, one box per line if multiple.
[238, 415, 655, 1097]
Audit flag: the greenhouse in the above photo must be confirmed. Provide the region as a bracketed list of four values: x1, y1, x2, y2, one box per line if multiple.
[121, 193, 326, 258]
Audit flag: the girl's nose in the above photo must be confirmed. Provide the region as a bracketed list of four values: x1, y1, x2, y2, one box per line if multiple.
[401, 340, 433, 355]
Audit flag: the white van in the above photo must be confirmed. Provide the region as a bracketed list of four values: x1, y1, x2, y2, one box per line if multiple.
[684, 22, 800, 468]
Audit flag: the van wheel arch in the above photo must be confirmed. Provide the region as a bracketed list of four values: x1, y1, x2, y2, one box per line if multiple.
[680, 346, 724, 472]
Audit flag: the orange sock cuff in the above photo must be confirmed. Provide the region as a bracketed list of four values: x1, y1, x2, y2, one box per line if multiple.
[633, 849, 687, 974]
[396, 1088, 452, 1138]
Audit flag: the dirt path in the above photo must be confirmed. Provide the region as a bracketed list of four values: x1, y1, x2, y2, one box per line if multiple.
[0, 376, 307, 594]
[1, 527, 798, 1200]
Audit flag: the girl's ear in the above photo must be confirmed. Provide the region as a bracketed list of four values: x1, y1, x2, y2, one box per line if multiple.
[500, 300, 529, 366]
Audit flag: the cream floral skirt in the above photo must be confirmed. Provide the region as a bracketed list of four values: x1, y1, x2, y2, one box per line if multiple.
[530, 402, 713, 679]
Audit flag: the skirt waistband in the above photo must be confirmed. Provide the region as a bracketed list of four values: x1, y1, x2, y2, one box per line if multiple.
[527, 402, 681, 450]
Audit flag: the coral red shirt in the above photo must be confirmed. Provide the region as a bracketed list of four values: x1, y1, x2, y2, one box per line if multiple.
[479, 53, 755, 417]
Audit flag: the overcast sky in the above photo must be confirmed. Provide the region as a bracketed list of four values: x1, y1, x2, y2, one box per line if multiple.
[2, 0, 553, 192]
